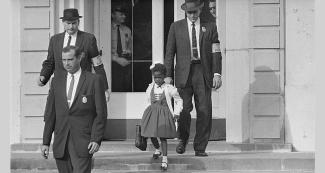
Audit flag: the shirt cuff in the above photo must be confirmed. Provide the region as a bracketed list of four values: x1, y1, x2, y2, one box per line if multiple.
[214, 73, 221, 77]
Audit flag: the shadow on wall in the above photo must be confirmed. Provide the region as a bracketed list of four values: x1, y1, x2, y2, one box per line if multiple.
[243, 65, 284, 143]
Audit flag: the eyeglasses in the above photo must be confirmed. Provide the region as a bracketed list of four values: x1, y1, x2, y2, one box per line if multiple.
[209, 7, 216, 10]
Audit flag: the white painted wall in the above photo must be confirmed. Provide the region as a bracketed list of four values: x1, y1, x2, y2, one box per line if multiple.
[285, 0, 315, 151]
[225, 0, 250, 143]
[10, 0, 21, 144]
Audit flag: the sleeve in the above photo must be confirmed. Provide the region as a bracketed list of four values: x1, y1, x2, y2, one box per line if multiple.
[93, 65, 109, 90]
[42, 78, 56, 146]
[169, 85, 183, 115]
[90, 35, 109, 90]
[91, 75, 108, 145]
[145, 84, 152, 105]
[164, 23, 176, 77]
[40, 36, 55, 85]
[211, 24, 222, 75]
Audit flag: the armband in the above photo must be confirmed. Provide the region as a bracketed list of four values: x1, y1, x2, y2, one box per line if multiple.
[212, 43, 221, 53]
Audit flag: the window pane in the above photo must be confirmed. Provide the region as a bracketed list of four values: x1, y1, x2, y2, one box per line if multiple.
[111, 0, 133, 92]
[133, 62, 152, 92]
[111, 0, 152, 92]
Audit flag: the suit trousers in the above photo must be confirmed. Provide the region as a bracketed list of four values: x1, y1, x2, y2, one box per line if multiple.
[178, 63, 212, 152]
[55, 132, 92, 173]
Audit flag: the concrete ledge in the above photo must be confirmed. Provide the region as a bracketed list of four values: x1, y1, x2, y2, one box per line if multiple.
[11, 152, 314, 171]
[11, 141, 292, 153]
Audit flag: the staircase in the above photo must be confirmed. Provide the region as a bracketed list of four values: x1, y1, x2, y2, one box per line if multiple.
[11, 140, 314, 173]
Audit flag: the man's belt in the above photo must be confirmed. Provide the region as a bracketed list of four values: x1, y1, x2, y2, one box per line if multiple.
[191, 59, 201, 64]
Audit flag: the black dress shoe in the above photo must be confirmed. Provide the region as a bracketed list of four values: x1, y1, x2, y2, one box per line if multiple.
[176, 140, 188, 154]
[195, 151, 208, 157]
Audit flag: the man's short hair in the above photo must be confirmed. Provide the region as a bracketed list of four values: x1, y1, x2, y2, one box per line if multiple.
[62, 46, 82, 58]
[112, 5, 127, 14]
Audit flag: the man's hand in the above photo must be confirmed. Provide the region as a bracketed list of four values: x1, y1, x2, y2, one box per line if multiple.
[37, 76, 45, 87]
[213, 75, 222, 90]
[105, 90, 110, 102]
[114, 57, 130, 67]
[88, 142, 99, 154]
[41, 145, 50, 159]
[164, 77, 173, 84]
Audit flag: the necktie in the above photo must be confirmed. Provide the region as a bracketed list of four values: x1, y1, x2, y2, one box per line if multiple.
[67, 74, 74, 107]
[67, 35, 72, 47]
[116, 25, 123, 56]
[191, 22, 199, 60]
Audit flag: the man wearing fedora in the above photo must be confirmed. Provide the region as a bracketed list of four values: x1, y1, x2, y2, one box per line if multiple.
[37, 8, 109, 99]
[164, 0, 222, 157]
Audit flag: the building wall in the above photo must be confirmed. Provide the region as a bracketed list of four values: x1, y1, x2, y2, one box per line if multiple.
[285, 0, 315, 151]
[9, 0, 317, 150]
[10, 0, 21, 144]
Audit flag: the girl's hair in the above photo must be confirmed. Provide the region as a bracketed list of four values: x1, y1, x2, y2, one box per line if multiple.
[151, 63, 167, 76]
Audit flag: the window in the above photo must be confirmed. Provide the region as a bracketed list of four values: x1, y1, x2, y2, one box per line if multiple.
[111, 0, 152, 92]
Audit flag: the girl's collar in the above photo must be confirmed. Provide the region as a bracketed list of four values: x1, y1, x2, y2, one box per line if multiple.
[154, 82, 166, 88]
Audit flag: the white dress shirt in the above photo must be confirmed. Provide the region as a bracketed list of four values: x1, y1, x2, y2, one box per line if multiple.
[187, 17, 201, 60]
[66, 68, 82, 107]
[111, 22, 132, 55]
[63, 31, 77, 48]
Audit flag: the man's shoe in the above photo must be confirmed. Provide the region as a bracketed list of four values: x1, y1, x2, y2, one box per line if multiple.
[176, 140, 187, 154]
[195, 151, 208, 157]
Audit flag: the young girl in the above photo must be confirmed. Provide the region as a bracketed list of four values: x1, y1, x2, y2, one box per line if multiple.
[141, 63, 183, 171]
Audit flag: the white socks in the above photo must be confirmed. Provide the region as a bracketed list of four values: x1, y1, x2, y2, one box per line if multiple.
[154, 149, 161, 154]
[162, 156, 168, 163]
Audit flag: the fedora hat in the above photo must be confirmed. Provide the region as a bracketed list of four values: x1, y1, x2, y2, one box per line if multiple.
[181, 0, 204, 11]
[60, 8, 82, 21]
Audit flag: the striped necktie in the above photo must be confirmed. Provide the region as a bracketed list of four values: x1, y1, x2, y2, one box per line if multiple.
[67, 74, 74, 107]
[192, 22, 199, 60]
[67, 35, 72, 46]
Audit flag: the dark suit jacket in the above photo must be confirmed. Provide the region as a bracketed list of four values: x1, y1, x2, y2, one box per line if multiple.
[164, 19, 222, 88]
[42, 70, 107, 158]
[40, 31, 108, 90]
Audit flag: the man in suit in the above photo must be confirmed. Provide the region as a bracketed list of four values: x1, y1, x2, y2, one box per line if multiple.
[111, 5, 132, 92]
[41, 46, 107, 173]
[37, 8, 109, 99]
[164, 0, 222, 157]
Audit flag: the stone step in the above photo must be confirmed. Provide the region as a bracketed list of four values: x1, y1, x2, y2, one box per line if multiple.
[11, 151, 314, 171]
[11, 169, 315, 173]
[11, 140, 292, 153]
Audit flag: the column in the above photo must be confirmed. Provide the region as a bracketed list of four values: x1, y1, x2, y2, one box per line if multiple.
[225, 0, 250, 143]
[152, 0, 164, 63]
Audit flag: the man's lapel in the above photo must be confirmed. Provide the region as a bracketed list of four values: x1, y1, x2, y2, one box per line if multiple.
[57, 32, 65, 55]
[181, 19, 191, 57]
[69, 70, 86, 109]
[199, 21, 206, 47]
[58, 72, 69, 110]
[75, 31, 84, 48]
